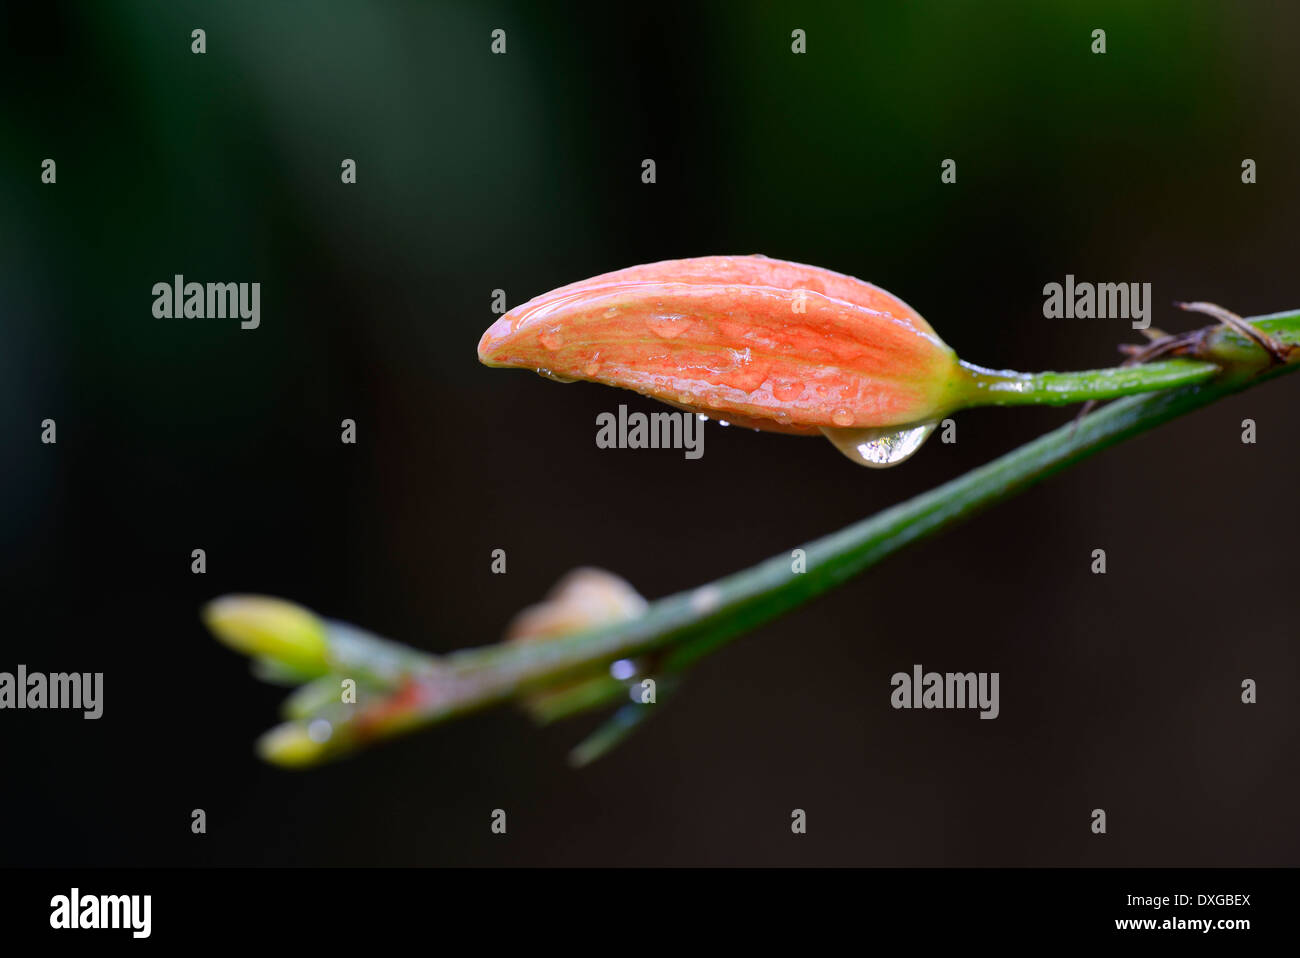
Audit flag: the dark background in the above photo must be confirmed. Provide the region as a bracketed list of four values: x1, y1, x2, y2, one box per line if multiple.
[1, 1, 1297, 866]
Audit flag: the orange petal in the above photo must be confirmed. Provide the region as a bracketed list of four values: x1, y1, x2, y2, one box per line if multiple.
[478, 255, 964, 432]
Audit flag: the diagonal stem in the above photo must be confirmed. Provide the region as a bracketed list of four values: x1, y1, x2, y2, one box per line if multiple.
[223, 309, 1300, 765]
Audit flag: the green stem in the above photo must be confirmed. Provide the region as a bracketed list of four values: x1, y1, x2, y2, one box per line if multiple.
[957, 309, 1300, 408]
[959, 357, 1219, 406]
[234, 309, 1300, 765]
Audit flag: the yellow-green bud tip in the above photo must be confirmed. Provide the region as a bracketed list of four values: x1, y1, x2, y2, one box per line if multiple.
[255, 720, 333, 768]
[203, 595, 330, 674]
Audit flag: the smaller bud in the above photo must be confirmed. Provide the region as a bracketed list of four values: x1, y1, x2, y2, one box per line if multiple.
[506, 568, 647, 642]
[255, 720, 331, 768]
[203, 595, 330, 675]
[505, 568, 648, 721]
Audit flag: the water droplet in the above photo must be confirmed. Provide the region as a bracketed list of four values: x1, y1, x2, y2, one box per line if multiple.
[536, 367, 577, 383]
[697, 413, 709, 421]
[648, 314, 691, 338]
[717, 349, 769, 392]
[819, 422, 938, 468]
[583, 360, 602, 377]
[718, 419, 730, 427]
[539, 326, 565, 350]
[725, 370, 768, 391]
[307, 719, 333, 743]
[772, 380, 803, 402]
[774, 410, 792, 425]
[831, 408, 855, 427]
[609, 659, 637, 681]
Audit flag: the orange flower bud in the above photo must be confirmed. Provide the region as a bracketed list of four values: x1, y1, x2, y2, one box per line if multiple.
[478, 255, 968, 466]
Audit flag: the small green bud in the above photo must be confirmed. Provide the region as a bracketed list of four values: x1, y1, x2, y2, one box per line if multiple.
[255, 720, 333, 768]
[203, 595, 330, 675]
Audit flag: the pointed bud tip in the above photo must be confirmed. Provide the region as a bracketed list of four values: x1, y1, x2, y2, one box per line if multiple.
[202, 595, 329, 673]
[477, 316, 515, 367]
[255, 721, 330, 768]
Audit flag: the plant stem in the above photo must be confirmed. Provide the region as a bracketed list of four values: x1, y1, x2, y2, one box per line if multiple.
[959, 357, 1219, 406]
[958, 311, 1300, 409]
[228, 309, 1300, 765]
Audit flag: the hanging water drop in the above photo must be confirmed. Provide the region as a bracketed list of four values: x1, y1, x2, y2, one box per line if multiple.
[536, 367, 577, 383]
[609, 659, 637, 681]
[818, 421, 938, 468]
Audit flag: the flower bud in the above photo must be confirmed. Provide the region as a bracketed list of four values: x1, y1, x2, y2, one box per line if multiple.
[504, 568, 649, 722]
[478, 255, 973, 466]
[203, 595, 331, 675]
[506, 568, 647, 642]
[255, 720, 331, 767]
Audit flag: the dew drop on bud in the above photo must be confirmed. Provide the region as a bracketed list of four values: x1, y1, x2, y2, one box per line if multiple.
[772, 380, 803, 402]
[831, 408, 855, 427]
[647, 315, 691, 338]
[539, 326, 565, 350]
[536, 367, 577, 383]
[819, 421, 938, 468]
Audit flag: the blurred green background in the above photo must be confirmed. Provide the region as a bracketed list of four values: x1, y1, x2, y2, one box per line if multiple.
[2, 1, 1297, 865]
